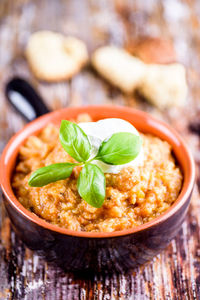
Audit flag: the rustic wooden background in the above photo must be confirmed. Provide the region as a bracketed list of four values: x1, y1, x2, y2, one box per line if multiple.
[0, 0, 200, 299]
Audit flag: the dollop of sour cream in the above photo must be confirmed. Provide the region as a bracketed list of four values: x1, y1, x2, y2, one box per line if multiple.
[78, 118, 143, 174]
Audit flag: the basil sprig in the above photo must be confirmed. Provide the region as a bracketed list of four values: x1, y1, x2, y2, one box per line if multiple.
[28, 120, 141, 208]
[96, 132, 141, 165]
[59, 120, 91, 162]
[28, 163, 74, 187]
[78, 164, 105, 208]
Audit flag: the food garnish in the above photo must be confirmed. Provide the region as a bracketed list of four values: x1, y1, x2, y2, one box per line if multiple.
[29, 120, 141, 208]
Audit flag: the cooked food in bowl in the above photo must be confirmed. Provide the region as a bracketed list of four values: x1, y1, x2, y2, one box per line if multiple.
[1, 105, 194, 272]
[12, 114, 183, 232]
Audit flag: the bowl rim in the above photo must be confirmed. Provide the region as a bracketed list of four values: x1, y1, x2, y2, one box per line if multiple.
[0, 105, 195, 238]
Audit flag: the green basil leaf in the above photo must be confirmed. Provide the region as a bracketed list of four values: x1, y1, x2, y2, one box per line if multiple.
[77, 163, 106, 208]
[28, 163, 75, 187]
[59, 120, 91, 162]
[96, 132, 142, 165]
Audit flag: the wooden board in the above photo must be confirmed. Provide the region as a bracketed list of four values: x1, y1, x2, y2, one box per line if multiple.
[0, 0, 200, 299]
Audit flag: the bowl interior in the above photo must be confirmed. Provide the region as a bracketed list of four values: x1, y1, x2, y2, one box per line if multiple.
[0, 105, 195, 238]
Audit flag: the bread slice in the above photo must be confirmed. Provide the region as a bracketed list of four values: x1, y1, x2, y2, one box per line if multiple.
[25, 31, 88, 82]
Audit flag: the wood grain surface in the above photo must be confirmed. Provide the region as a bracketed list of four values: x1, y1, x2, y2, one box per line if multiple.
[0, 0, 200, 299]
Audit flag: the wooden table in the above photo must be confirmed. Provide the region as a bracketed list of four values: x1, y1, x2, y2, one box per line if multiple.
[0, 0, 200, 299]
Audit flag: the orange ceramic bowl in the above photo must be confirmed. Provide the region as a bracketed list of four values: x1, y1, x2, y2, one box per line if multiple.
[0, 106, 195, 273]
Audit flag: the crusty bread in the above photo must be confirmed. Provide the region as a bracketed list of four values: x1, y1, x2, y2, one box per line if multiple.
[92, 45, 187, 108]
[25, 31, 88, 82]
[126, 37, 176, 64]
[92, 46, 146, 94]
[138, 63, 187, 108]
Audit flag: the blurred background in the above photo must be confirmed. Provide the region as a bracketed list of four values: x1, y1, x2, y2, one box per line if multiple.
[0, 0, 200, 299]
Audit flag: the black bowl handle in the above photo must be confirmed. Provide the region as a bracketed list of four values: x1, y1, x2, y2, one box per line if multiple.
[5, 77, 50, 122]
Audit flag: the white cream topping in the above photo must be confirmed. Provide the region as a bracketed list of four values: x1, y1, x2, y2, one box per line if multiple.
[78, 118, 143, 174]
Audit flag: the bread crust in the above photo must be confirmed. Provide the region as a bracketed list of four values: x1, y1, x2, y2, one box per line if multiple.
[25, 31, 88, 82]
[126, 37, 176, 64]
[92, 46, 187, 108]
